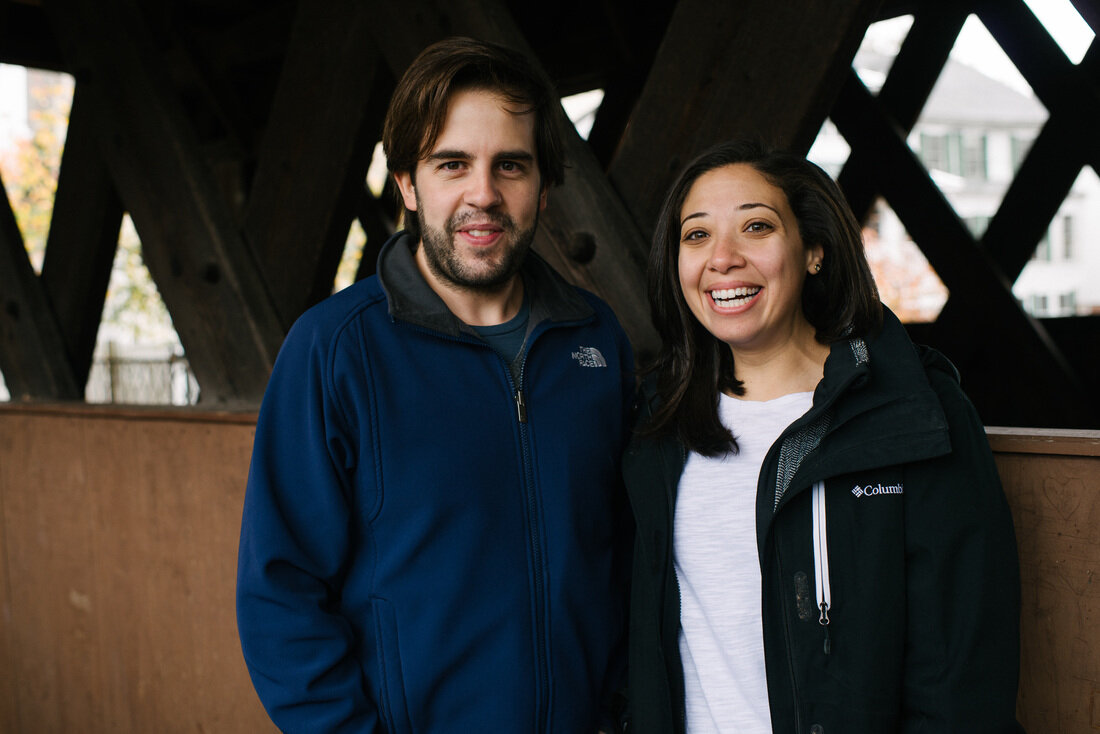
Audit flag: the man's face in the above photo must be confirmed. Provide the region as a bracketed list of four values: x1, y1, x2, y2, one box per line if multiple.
[395, 87, 548, 292]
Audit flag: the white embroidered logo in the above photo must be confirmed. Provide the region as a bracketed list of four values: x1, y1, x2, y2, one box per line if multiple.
[571, 346, 608, 368]
[851, 483, 904, 498]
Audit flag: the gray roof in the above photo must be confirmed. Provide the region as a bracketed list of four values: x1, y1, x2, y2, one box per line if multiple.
[855, 49, 1048, 127]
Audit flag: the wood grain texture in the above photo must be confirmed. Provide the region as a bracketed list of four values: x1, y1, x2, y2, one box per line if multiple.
[992, 433, 1100, 732]
[1, 409, 1097, 730]
[0, 406, 273, 732]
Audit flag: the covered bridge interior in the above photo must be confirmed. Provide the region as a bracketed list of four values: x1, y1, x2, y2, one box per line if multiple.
[1, 0, 1098, 731]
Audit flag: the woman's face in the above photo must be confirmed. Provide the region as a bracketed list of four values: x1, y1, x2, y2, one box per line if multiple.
[676, 163, 822, 358]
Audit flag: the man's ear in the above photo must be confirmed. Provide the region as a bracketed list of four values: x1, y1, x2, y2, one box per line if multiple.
[395, 171, 417, 211]
[539, 185, 548, 211]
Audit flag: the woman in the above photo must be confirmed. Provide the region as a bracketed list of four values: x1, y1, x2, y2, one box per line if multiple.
[624, 141, 1023, 733]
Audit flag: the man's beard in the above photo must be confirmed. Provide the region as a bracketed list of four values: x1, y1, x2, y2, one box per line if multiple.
[417, 198, 538, 293]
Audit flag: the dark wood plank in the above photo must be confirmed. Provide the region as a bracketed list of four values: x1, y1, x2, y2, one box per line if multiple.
[584, 75, 646, 170]
[608, 0, 884, 240]
[39, 87, 124, 390]
[0, 1, 66, 72]
[838, 6, 968, 221]
[242, 0, 383, 329]
[44, 0, 285, 406]
[363, 0, 659, 355]
[0, 170, 80, 400]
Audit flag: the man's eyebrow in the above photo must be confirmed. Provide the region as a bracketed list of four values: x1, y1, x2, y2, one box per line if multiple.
[425, 150, 536, 163]
[494, 150, 535, 161]
[426, 150, 471, 162]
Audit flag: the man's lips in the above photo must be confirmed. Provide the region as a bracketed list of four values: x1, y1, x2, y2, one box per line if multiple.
[457, 225, 504, 246]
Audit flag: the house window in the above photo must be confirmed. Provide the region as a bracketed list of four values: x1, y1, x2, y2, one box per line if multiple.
[1059, 291, 1077, 315]
[919, 132, 963, 175]
[1063, 216, 1074, 260]
[1010, 135, 1033, 173]
[962, 134, 988, 180]
[920, 133, 947, 172]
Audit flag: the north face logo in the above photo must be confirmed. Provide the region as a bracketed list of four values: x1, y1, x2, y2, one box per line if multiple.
[851, 483, 904, 498]
[571, 346, 607, 368]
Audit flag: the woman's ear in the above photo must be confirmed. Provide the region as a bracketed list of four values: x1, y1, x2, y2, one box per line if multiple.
[806, 243, 825, 274]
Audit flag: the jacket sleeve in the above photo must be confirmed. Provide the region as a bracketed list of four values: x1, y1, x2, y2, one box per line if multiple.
[901, 373, 1025, 733]
[235, 318, 379, 733]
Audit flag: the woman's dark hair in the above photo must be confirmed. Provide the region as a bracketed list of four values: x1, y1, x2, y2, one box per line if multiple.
[645, 139, 881, 456]
[382, 37, 565, 240]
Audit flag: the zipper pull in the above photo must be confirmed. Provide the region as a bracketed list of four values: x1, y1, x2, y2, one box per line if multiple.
[515, 389, 527, 423]
[819, 601, 831, 655]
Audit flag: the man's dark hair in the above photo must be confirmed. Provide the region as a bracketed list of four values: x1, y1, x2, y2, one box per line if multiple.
[645, 139, 882, 456]
[382, 37, 565, 240]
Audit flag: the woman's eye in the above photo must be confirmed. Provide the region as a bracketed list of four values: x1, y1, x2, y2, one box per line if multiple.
[746, 221, 772, 232]
[682, 230, 707, 241]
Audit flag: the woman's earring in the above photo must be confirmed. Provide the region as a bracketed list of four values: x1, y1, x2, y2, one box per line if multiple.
[813, 262, 822, 274]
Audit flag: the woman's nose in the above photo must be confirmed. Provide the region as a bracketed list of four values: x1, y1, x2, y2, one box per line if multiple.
[708, 236, 745, 271]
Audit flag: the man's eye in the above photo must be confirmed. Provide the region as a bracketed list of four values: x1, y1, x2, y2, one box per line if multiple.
[440, 161, 463, 171]
[500, 161, 518, 172]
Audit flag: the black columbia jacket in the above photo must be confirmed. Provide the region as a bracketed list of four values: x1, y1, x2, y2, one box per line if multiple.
[623, 309, 1024, 734]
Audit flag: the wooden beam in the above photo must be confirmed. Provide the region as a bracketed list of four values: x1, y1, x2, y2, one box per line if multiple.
[1070, 0, 1099, 34]
[242, 0, 383, 329]
[363, 0, 659, 355]
[979, 115, 1084, 283]
[584, 74, 645, 170]
[838, 6, 967, 221]
[0, 1, 66, 72]
[976, 1, 1100, 171]
[608, 0, 884, 240]
[44, 0, 284, 406]
[0, 169, 79, 400]
[831, 71, 1089, 426]
[38, 86, 124, 389]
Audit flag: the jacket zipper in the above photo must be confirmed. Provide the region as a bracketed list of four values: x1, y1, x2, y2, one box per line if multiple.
[516, 388, 527, 423]
[401, 317, 593, 733]
[510, 353, 549, 732]
[812, 480, 832, 656]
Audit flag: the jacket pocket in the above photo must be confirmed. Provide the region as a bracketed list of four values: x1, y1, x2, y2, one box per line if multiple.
[372, 597, 413, 734]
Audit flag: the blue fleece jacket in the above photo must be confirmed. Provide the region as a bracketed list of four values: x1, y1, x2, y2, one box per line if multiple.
[236, 233, 634, 733]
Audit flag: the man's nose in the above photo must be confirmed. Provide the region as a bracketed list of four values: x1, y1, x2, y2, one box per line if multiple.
[464, 167, 503, 209]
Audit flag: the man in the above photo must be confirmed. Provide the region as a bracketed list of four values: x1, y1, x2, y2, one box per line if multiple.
[236, 37, 633, 733]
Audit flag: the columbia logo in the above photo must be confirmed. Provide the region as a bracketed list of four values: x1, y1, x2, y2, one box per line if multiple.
[851, 483, 904, 498]
[571, 346, 607, 368]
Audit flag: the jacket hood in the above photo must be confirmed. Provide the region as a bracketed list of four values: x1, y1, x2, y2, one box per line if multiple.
[779, 307, 953, 508]
[375, 231, 594, 336]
